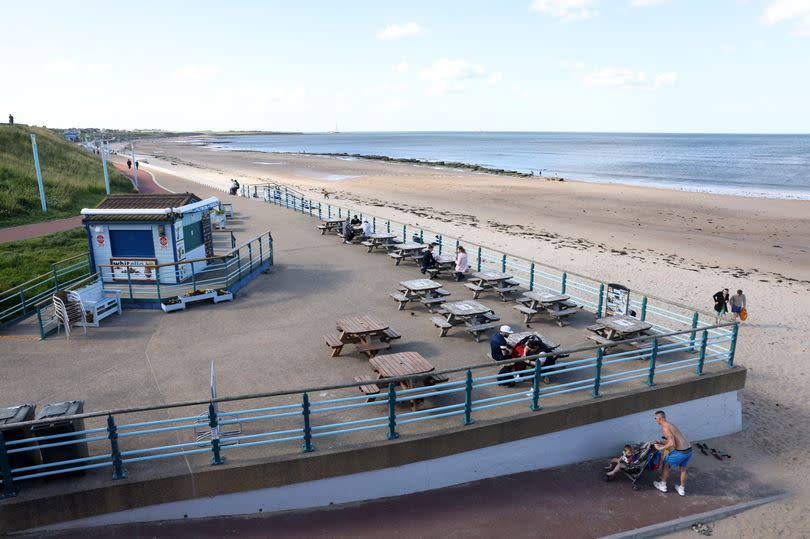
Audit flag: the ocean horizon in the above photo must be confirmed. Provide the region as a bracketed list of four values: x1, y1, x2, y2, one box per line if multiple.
[203, 131, 810, 200]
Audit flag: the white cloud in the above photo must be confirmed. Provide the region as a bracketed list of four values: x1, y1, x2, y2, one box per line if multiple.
[394, 62, 409, 73]
[364, 83, 410, 97]
[86, 63, 112, 74]
[530, 0, 599, 21]
[584, 68, 677, 88]
[377, 23, 424, 41]
[45, 60, 77, 74]
[630, 0, 666, 6]
[487, 72, 503, 84]
[559, 60, 586, 71]
[419, 58, 490, 94]
[762, 0, 810, 36]
[511, 84, 530, 98]
[174, 64, 220, 81]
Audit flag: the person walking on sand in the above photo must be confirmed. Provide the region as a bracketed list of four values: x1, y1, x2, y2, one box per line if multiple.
[729, 289, 747, 321]
[321, 188, 330, 200]
[713, 288, 729, 324]
[653, 410, 692, 496]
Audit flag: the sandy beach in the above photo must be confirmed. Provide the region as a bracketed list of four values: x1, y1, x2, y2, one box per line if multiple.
[130, 138, 810, 537]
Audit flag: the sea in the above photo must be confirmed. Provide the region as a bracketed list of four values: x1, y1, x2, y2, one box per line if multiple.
[205, 132, 810, 200]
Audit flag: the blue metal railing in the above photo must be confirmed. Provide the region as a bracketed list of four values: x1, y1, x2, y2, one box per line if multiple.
[0, 323, 738, 498]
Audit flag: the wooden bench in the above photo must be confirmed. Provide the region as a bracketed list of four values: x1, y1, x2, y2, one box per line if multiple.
[381, 328, 401, 342]
[361, 240, 374, 248]
[323, 333, 344, 357]
[425, 373, 450, 386]
[494, 285, 521, 301]
[514, 304, 539, 323]
[505, 278, 521, 286]
[420, 296, 446, 306]
[432, 305, 448, 315]
[389, 252, 404, 265]
[435, 288, 451, 296]
[586, 323, 603, 332]
[465, 283, 486, 299]
[355, 341, 392, 358]
[317, 224, 328, 235]
[586, 333, 614, 346]
[549, 307, 579, 327]
[481, 311, 500, 322]
[354, 375, 381, 402]
[465, 322, 495, 342]
[390, 292, 411, 311]
[432, 316, 453, 337]
[70, 281, 122, 327]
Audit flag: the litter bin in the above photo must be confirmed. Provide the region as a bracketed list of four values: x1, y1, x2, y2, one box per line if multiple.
[0, 404, 40, 470]
[32, 401, 88, 473]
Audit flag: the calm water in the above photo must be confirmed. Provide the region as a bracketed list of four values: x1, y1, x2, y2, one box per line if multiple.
[206, 132, 810, 199]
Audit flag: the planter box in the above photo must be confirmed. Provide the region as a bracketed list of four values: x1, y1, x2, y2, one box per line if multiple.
[160, 300, 185, 313]
[213, 292, 233, 304]
[211, 213, 227, 230]
[180, 291, 217, 305]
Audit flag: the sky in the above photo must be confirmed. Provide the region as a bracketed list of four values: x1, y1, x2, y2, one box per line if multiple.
[1, 0, 809, 133]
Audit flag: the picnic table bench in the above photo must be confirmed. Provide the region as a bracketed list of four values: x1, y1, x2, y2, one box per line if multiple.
[323, 315, 397, 358]
[362, 232, 399, 252]
[514, 291, 579, 326]
[317, 218, 346, 235]
[389, 242, 426, 265]
[368, 351, 437, 411]
[466, 271, 519, 301]
[586, 314, 653, 348]
[391, 279, 445, 311]
[425, 254, 456, 279]
[432, 299, 496, 341]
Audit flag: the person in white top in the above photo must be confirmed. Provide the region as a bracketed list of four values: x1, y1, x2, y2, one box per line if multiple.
[454, 245, 469, 281]
[361, 219, 373, 237]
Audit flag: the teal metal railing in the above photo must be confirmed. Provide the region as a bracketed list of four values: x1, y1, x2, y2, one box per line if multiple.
[0, 253, 92, 328]
[0, 322, 738, 498]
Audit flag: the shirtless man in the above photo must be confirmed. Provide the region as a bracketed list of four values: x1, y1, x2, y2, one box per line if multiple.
[653, 410, 692, 496]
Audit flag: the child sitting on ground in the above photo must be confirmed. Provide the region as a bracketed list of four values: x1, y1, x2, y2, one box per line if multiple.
[604, 444, 635, 481]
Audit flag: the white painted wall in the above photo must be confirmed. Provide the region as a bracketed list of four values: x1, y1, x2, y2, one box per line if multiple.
[35, 391, 742, 532]
[89, 223, 176, 283]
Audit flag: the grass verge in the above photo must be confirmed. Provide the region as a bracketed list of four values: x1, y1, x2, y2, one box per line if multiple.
[0, 227, 88, 293]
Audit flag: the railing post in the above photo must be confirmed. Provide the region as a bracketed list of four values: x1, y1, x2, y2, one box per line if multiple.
[689, 312, 699, 352]
[387, 382, 399, 439]
[107, 415, 127, 479]
[318, 203, 322, 220]
[236, 252, 242, 281]
[386, 220, 390, 233]
[696, 330, 708, 375]
[646, 338, 658, 386]
[127, 270, 134, 300]
[268, 233, 274, 266]
[501, 254, 506, 272]
[191, 263, 196, 290]
[476, 247, 482, 271]
[402, 224, 406, 242]
[640, 296, 648, 321]
[338, 207, 342, 218]
[596, 283, 604, 319]
[248, 243, 253, 273]
[259, 236, 263, 264]
[561, 272, 567, 294]
[19, 289, 26, 316]
[592, 348, 604, 397]
[455, 239, 459, 252]
[728, 324, 738, 367]
[155, 270, 161, 301]
[529, 263, 535, 291]
[437, 235, 443, 255]
[36, 304, 46, 339]
[52, 266, 60, 290]
[302, 393, 314, 452]
[463, 370, 473, 425]
[419, 229, 423, 243]
[208, 403, 225, 465]
[0, 431, 18, 498]
[372, 217, 376, 233]
[531, 358, 542, 411]
[328, 204, 332, 218]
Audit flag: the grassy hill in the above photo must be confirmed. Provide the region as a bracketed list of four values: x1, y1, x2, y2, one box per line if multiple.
[0, 124, 134, 227]
[0, 228, 88, 293]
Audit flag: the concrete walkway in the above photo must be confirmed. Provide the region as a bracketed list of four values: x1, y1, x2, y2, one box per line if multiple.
[27, 457, 780, 539]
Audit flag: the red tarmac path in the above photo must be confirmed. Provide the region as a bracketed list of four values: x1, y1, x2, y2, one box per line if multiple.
[0, 163, 168, 244]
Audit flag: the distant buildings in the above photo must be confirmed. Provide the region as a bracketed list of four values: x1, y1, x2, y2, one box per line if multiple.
[64, 129, 80, 142]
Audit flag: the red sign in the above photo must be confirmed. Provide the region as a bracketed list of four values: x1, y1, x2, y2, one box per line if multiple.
[159, 235, 169, 248]
[96, 234, 105, 246]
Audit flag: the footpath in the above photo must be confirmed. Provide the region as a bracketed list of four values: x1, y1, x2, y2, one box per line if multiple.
[0, 163, 168, 244]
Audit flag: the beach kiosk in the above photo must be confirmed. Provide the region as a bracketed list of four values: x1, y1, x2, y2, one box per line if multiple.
[81, 193, 220, 284]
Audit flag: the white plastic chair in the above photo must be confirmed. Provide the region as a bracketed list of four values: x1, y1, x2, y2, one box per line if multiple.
[53, 294, 87, 340]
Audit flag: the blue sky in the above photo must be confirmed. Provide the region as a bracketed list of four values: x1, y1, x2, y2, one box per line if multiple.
[1, 0, 809, 133]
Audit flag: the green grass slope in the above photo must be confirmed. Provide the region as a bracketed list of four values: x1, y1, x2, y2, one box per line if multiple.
[0, 125, 134, 227]
[0, 227, 88, 293]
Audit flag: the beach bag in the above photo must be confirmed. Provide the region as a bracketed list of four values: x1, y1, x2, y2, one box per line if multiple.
[740, 307, 748, 321]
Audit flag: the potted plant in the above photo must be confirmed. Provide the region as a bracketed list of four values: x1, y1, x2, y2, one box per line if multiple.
[160, 296, 185, 312]
[213, 288, 233, 303]
[211, 209, 226, 229]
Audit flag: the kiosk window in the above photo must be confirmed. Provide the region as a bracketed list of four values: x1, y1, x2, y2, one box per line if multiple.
[109, 230, 155, 257]
[183, 220, 204, 252]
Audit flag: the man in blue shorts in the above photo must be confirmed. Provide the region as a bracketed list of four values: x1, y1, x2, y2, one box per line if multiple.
[653, 410, 692, 496]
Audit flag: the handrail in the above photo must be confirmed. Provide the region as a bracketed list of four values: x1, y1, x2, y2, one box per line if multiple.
[0, 321, 737, 432]
[0, 253, 89, 297]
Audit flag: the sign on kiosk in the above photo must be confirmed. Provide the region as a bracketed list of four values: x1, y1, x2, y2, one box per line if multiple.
[111, 258, 158, 282]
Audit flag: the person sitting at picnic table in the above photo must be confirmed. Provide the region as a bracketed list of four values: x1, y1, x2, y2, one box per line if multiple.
[350, 214, 361, 226]
[361, 219, 372, 238]
[342, 218, 356, 244]
[513, 335, 556, 384]
[420, 243, 437, 275]
[454, 245, 469, 281]
[491, 325, 518, 386]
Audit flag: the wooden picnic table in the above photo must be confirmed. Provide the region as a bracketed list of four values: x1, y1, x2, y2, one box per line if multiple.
[391, 279, 445, 311]
[425, 254, 456, 279]
[514, 291, 577, 326]
[389, 242, 427, 265]
[369, 352, 437, 410]
[506, 331, 560, 350]
[323, 315, 398, 358]
[432, 299, 497, 341]
[318, 218, 346, 235]
[364, 232, 398, 252]
[466, 271, 519, 300]
[587, 314, 652, 346]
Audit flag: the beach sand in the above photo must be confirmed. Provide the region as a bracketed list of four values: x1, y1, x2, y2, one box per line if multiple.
[131, 138, 810, 537]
